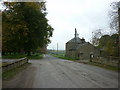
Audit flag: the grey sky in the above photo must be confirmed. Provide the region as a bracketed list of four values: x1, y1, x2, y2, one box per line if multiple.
[0, 0, 119, 50]
[46, 0, 119, 50]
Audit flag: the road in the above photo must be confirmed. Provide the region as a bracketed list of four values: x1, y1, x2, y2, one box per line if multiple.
[2, 55, 118, 88]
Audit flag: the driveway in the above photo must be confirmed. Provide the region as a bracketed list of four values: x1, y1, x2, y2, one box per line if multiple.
[2, 54, 118, 88]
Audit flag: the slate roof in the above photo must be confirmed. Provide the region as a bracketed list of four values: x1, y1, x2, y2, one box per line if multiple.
[76, 42, 90, 49]
[66, 37, 81, 44]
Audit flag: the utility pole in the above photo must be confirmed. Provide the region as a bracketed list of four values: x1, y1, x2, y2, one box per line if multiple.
[57, 43, 58, 55]
[52, 46, 54, 54]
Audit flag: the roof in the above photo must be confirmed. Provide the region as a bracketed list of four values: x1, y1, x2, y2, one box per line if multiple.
[66, 37, 81, 44]
[76, 42, 90, 49]
[76, 42, 98, 50]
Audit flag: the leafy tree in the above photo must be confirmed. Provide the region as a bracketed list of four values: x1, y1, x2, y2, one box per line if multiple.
[111, 34, 119, 56]
[98, 34, 119, 57]
[109, 1, 120, 57]
[0, 12, 1, 52]
[98, 35, 110, 48]
[2, 2, 53, 55]
[105, 40, 114, 56]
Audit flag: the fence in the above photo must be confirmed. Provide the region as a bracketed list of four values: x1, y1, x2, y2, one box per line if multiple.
[2, 57, 29, 72]
[92, 56, 119, 67]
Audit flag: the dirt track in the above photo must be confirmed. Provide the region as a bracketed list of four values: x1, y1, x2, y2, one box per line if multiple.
[2, 55, 118, 88]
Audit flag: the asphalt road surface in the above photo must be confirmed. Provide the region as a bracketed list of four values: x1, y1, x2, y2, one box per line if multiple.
[3, 55, 118, 88]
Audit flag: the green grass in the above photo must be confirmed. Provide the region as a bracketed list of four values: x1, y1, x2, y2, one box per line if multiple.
[1, 62, 12, 67]
[2, 63, 31, 80]
[2, 53, 43, 59]
[0, 62, 12, 67]
[27, 54, 43, 59]
[2, 54, 26, 59]
[52, 54, 79, 60]
[0, 63, 2, 67]
[86, 62, 119, 72]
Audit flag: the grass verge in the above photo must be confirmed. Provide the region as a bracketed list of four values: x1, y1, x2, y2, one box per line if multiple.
[1, 62, 11, 67]
[85, 62, 119, 72]
[27, 54, 43, 59]
[2, 54, 26, 59]
[53, 54, 119, 72]
[2, 63, 31, 80]
[52, 54, 79, 60]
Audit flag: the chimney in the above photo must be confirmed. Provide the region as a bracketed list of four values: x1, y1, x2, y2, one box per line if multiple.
[81, 37, 85, 43]
[74, 28, 79, 38]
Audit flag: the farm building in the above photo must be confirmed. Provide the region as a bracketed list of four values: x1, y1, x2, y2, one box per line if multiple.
[65, 28, 100, 60]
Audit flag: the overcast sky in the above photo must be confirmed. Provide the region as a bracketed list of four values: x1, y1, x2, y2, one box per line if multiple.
[0, 0, 119, 50]
[46, 0, 119, 50]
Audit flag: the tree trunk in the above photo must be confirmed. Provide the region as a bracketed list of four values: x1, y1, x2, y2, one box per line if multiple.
[27, 51, 31, 56]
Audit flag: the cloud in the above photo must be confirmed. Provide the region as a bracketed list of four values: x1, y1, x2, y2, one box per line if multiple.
[46, 0, 119, 50]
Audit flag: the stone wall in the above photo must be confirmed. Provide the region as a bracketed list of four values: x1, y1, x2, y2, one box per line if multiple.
[2, 57, 29, 72]
[66, 42, 80, 58]
[92, 56, 119, 67]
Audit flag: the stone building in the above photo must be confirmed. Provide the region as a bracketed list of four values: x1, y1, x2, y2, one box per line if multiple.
[65, 28, 100, 60]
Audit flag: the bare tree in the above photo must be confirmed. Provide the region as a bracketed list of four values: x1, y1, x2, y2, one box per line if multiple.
[91, 29, 102, 46]
[109, 1, 120, 32]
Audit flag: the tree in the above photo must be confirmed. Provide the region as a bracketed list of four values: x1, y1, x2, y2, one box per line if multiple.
[2, 2, 54, 55]
[111, 34, 119, 56]
[0, 12, 1, 52]
[98, 35, 110, 48]
[109, 1, 120, 32]
[98, 34, 119, 57]
[91, 29, 102, 46]
[110, 1, 120, 58]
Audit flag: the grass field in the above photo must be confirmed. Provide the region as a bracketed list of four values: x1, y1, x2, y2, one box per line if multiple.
[2, 53, 43, 59]
[52, 54, 79, 60]
[86, 62, 119, 72]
